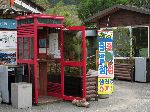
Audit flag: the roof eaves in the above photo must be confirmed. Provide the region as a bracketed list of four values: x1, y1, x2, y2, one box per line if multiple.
[85, 4, 121, 23]
[85, 4, 150, 23]
[117, 5, 150, 15]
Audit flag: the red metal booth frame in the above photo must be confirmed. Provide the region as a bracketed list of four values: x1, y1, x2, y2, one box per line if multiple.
[16, 14, 86, 104]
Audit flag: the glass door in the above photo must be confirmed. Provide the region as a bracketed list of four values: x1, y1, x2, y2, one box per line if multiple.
[61, 26, 86, 100]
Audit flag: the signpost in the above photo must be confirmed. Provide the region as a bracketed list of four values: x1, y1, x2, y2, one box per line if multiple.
[97, 29, 114, 95]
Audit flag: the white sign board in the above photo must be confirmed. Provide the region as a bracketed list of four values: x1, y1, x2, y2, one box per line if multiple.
[0, 31, 17, 64]
[48, 33, 60, 58]
[0, 31, 17, 50]
[39, 48, 46, 53]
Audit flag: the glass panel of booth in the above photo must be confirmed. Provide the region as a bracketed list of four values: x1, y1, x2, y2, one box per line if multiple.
[63, 30, 82, 61]
[17, 18, 34, 26]
[37, 18, 62, 24]
[17, 37, 34, 59]
[35, 27, 62, 98]
[37, 27, 61, 89]
[62, 27, 85, 98]
[47, 29, 61, 84]
[18, 38, 23, 59]
[37, 27, 61, 60]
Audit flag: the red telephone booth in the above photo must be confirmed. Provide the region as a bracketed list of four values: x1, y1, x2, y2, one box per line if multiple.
[16, 14, 86, 104]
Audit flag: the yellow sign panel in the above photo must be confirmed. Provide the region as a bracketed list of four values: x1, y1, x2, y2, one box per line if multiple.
[98, 77, 113, 94]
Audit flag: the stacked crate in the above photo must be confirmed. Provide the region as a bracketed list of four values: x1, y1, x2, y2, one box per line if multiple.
[86, 75, 98, 101]
[114, 59, 134, 81]
[115, 63, 133, 81]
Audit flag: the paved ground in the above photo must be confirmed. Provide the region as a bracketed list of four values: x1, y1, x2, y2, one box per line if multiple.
[1, 80, 150, 112]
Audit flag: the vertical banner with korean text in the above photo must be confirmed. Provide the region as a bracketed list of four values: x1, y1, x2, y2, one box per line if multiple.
[97, 30, 114, 94]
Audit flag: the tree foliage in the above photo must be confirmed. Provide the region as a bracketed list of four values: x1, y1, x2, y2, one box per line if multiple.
[31, 0, 49, 4]
[128, 0, 150, 7]
[31, 0, 51, 8]
[46, 1, 81, 26]
[49, 0, 80, 5]
[77, 0, 129, 24]
[32, 0, 150, 26]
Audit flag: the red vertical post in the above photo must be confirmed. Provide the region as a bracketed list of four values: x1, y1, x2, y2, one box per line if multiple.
[60, 28, 64, 98]
[33, 17, 38, 104]
[10, 0, 15, 7]
[82, 26, 86, 98]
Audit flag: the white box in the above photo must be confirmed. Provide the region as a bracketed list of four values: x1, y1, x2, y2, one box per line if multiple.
[0, 65, 9, 103]
[11, 83, 32, 108]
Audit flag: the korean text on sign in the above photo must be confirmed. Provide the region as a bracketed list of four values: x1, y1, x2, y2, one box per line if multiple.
[98, 30, 114, 78]
[98, 77, 113, 94]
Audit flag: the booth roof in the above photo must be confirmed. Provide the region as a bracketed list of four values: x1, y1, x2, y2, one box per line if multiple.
[16, 14, 64, 20]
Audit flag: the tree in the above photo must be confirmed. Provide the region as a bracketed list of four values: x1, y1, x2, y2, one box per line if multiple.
[128, 0, 150, 7]
[31, 0, 51, 8]
[77, 0, 129, 24]
[49, 0, 80, 5]
[46, 1, 82, 26]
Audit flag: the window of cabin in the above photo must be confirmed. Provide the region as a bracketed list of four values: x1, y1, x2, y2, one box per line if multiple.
[132, 27, 148, 57]
[113, 26, 148, 57]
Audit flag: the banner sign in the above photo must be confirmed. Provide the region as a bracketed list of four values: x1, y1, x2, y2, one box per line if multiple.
[98, 30, 114, 78]
[97, 29, 114, 94]
[0, 19, 16, 29]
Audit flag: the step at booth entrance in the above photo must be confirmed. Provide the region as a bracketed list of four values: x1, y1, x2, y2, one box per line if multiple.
[16, 14, 86, 104]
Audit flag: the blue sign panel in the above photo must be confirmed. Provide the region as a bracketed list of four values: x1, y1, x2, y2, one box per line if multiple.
[0, 19, 16, 29]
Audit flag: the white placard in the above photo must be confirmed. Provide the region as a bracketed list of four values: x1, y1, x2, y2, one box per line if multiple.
[39, 48, 46, 53]
[49, 33, 61, 58]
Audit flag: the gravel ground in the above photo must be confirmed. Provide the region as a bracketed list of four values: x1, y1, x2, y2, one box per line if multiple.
[1, 80, 150, 112]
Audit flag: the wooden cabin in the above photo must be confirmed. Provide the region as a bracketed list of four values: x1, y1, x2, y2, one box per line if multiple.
[86, 4, 150, 81]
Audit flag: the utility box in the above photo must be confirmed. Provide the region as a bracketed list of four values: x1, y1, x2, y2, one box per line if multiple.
[0, 65, 9, 103]
[135, 57, 150, 82]
[11, 83, 32, 108]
